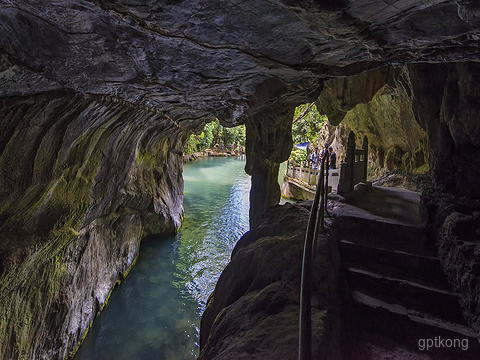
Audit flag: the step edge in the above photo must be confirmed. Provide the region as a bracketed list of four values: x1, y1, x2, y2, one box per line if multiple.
[342, 261, 449, 288]
[339, 239, 438, 260]
[351, 290, 479, 339]
[346, 267, 454, 295]
[335, 214, 426, 229]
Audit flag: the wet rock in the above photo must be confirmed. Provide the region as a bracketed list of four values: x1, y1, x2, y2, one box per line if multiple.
[0, 92, 184, 359]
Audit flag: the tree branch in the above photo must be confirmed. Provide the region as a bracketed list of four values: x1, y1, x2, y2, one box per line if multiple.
[293, 103, 315, 124]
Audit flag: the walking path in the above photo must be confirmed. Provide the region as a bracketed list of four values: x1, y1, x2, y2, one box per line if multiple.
[331, 185, 480, 359]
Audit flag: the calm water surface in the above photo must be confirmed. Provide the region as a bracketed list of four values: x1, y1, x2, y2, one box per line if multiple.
[75, 156, 250, 360]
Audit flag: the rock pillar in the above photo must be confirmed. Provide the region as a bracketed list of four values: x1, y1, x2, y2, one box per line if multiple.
[338, 131, 356, 194]
[245, 102, 294, 228]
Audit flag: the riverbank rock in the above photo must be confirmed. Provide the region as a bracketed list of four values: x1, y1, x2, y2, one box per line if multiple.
[199, 201, 342, 360]
[0, 93, 184, 359]
[183, 149, 242, 162]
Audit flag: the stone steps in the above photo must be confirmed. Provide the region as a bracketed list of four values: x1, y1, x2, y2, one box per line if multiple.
[351, 291, 479, 339]
[335, 198, 480, 358]
[342, 292, 480, 360]
[339, 239, 446, 286]
[342, 258, 450, 290]
[345, 266, 465, 325]
[335, 215, 432, 256]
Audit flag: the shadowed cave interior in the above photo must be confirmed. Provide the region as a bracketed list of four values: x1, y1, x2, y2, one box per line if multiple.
[1, 1, 480, 359]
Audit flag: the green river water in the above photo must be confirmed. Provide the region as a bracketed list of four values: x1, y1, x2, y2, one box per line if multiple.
[75, 156, 251, 360]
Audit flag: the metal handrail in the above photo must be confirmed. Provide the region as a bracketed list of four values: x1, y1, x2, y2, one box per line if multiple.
[298, 155, 329, 360]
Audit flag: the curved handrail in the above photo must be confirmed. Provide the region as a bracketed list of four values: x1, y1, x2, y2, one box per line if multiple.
[298, 155, 329, 360]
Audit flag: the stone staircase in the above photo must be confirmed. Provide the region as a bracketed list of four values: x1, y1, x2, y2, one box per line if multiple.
[332, 186, 480, 359]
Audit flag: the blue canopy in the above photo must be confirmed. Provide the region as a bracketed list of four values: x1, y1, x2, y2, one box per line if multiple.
[294, 142, 309, 151]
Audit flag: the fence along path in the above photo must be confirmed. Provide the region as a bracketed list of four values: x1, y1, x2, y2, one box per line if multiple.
[286, 131, 367, 195]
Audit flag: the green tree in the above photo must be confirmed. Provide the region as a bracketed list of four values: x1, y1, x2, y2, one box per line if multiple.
[184, 119, 245, 154]
[292, 103, 327, 145]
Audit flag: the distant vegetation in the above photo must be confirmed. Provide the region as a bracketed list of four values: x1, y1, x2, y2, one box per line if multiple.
[290, 103, 328, 163]
[292, 103, 327, 144]
[184, 104, 326, 161]
[185, 119, 246, 155]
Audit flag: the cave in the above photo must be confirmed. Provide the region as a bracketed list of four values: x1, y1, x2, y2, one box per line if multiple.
[1, 1, 480, 359]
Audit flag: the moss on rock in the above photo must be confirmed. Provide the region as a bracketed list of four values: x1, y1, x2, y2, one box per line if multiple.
[0, 93, 186, 359]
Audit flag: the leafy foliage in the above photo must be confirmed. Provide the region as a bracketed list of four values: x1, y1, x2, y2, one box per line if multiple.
[290, 148, 308, 163]
[292, 103, 327, 145]
[184, 119, 245, 154]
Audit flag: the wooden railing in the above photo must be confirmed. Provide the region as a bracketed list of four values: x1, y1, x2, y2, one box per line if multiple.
[287, 132, 368, 196]
[286, 162, 319, 187]
[286, 161, 340, 192]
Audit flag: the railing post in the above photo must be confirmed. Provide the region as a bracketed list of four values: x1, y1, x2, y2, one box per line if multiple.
[362, 135, 368, 182]
[346, 131, 356, 192]
[324, 157, 329, 222]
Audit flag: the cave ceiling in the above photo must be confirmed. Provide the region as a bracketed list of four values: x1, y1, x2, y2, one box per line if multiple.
[1, 0, 480, 128]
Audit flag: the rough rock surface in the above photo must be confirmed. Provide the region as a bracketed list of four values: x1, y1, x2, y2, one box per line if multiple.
[1, 1, 480, 359]
[440, 211, 480, 333]
[245, 100, 296, 228]
[0, 92, 184, 359]
[199, 201, 341, 360]
[409, 62, 480, 199]
[371, 170, 434, 193]
[316, 66, 430, 179]
[422, 193, 480, 335]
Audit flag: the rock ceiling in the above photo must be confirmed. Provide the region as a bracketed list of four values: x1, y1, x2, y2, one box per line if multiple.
[1, 0, 480, 127]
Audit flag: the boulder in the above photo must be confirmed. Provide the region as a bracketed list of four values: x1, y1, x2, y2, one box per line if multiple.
[199, 201, 342, 360]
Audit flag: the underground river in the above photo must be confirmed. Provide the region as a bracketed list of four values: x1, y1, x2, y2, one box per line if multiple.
[74, 156, 251, 359]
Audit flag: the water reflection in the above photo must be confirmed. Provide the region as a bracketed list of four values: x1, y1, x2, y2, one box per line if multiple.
[75, 157, 250, 360]
[176, 157, 250, 314]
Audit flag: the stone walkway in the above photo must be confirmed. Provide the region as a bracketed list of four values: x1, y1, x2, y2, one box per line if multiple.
[331, 185, 480, 359]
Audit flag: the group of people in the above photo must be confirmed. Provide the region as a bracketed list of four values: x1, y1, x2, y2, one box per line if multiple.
[310, 143, 336, 170]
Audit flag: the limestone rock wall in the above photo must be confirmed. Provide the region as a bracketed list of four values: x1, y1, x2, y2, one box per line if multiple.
[317, 63, 480, 196]
[440, 210, 480, 334]
[409, 62, 480, 199]
[316, 67, 430, 180]
[0, 92, 185, 359]
[422, 193, 480, 335]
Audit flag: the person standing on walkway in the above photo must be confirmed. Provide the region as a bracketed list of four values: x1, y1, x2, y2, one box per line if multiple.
[320, 142, 329, 161]
[328, 146, 337, 169]
[310, 146, 320, 169]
